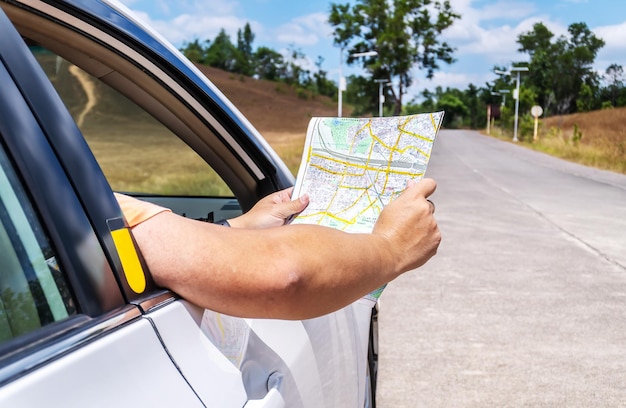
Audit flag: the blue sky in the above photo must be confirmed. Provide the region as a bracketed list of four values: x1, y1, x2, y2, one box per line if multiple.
[119, 0, 626, 101]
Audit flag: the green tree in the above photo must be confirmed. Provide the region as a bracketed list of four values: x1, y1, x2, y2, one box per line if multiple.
[180, 38, 208, 64]
[516, 23, 553, 112]
[576, 82, 594, 112]
[313, 56, 338, 98]
[603, 63, 624, 107]
[403, 89, 436, 115]
[205, 29, 239, 71]
[463, 83, 482, 128]
[517, 22, 604, 115]
[282, 46, 310, 86]
[329, 0, 459, 115]
[235, 23, 255, 76]
[436, 92, 469, 128]
[253, 46, 284, 81]
[345, 74, 376, 115]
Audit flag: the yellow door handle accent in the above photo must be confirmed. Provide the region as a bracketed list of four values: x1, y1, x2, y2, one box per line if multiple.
[111, 226, 146, 294]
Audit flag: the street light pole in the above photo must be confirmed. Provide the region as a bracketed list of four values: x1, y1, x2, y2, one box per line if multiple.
[511, 67, 528, 142]
[338, 47, 344, 117]
[337, 49, 378, 117]
[498, 89, 510, 106]
[494, 66, 528, 142]
[374, 79, 390, 117]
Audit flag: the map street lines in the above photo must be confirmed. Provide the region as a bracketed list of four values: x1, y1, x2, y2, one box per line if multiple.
[292, 112, 444, 235]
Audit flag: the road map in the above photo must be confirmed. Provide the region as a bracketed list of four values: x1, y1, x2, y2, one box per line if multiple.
[291, 112, 444, 301]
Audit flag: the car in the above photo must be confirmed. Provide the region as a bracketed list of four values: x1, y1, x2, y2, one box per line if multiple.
[0, 0, 378, 406]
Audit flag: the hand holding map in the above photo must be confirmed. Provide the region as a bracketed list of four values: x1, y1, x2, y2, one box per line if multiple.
[290, 112, 444, 301]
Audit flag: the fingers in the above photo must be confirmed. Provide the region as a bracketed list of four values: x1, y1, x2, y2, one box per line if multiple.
[272, 187, 294, 204]
[398, 178, 437, 216]
[405, 177, 436, 198]
[426, 199, 435, 214]
[372, 177, 441, 273]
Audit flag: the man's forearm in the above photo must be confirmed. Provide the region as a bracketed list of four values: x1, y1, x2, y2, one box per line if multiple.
[133, 212, 398, 319]
[130, 178, 439, 320]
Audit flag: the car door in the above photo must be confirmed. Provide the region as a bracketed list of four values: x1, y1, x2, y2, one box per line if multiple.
[0, 0, 378, 406]
[0, 6, 254, 407]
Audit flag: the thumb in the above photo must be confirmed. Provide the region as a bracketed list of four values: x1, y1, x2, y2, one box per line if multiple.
[405, 177, 437, 198]
[279, 194, 309, 217]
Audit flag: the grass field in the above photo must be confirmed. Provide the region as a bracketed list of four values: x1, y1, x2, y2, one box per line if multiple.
[490, 108, 626, 175]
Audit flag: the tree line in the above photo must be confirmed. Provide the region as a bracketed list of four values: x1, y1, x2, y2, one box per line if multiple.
[180, 0, 626, 140]
[180, 24, 337, 100]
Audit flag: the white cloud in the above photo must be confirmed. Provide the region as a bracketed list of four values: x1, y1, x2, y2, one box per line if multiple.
[593, 21, 626, 72]
[442, 1, 542, 66]
[138, 13, 247, 45]
[274, 12, 332, 46]
[119, 0, 252, 46]
[187, 0, 239, 16]
[421, 70, 490, 90]
[595, 21, 626, 53]
[478, 0, 536, 21]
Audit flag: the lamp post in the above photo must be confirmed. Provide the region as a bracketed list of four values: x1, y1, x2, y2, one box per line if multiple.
[338, 47, 345, 117]
[337, 49, 378, 117]
[511, 67, 528, 142]
[497, 89, 510, 106]
[374, 79, 391, 117]
[495, 67, 528, 142]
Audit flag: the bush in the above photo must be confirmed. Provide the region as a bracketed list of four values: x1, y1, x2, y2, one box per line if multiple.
[296, 88, 309, 100]
[572, 123, 583, 146]
[517, 114, 536, 142]
[601, 101, 614, 110]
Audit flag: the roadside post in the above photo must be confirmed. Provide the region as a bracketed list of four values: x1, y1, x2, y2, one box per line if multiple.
[531, 105, 543, 142]
[374, 79, 391, 117]
[338, 49, 378, 117]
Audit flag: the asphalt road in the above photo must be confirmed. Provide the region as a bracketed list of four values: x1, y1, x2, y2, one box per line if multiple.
[376, 129, 626, 407]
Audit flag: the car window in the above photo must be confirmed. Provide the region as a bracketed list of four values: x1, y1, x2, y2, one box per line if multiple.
[0, 142, 76, 343]
[29, 45, 232, 197]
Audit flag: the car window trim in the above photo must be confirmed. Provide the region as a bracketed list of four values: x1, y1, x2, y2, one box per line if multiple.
[0, 13, 126, 315]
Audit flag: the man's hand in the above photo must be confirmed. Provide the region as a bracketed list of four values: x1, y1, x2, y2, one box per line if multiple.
[228, 187, 310, 229]
[372, 178, 441, 274]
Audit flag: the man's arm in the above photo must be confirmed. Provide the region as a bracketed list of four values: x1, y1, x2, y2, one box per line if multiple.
[130, 179, 440, 320]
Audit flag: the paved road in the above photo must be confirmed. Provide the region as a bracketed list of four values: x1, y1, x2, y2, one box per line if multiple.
[376, 129, 626, 407]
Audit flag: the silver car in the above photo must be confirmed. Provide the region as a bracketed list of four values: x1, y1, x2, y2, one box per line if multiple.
[0, 0, 377, 406]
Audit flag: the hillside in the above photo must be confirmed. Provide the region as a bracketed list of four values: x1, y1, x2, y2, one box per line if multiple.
[537, 107, 626, 174]
[196, 65, 340, 133]
[194, 65, 346, 171]
[542, 107, 626, 148]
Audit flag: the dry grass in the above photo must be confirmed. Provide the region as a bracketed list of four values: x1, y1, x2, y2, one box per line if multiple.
[261, 131, 308, 176]
[40, 54, 329, 194]
[79, 108, 232, 196]
[536, 108, 626, 174]
[195, 65, 340, 177]
[491, 108, 626, 175]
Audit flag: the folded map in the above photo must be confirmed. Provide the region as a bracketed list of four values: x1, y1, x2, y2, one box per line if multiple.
[290, 112, 444, 301]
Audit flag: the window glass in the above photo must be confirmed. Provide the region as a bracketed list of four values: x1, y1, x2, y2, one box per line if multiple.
[30, 46, 232, 197]
[0, 143, 76, 343]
